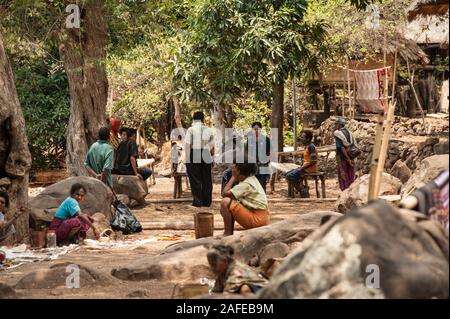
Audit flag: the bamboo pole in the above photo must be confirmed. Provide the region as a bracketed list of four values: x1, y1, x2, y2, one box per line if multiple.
[292, 77, 297, 151]
[346, 55, 352, 118]
[372, 49, 398, 198]
[368, 33, 388, 201]
[342, 63, 346, 117]
[406, 57, 426, 125]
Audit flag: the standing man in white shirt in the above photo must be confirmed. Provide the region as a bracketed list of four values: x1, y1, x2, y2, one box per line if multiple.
[185, 111, 215, 207]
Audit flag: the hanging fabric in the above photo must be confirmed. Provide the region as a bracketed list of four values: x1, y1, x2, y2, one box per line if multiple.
[352, 67, 390, 113]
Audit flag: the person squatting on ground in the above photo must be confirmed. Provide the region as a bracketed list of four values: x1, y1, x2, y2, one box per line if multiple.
[285, 130, 318, 197]
[48, 183, 99, 245]
[0, 191, 27, 243]
[333, 118, 356, 191]
[220, 157, 270, 236]
[207, 244, 268, 295]
[185, 111, 215, 207]
[84, 127, 114, 187]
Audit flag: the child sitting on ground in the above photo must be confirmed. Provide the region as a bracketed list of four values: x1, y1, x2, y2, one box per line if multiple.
[207, 244, 268, 295]
[220, 157, 269, 236]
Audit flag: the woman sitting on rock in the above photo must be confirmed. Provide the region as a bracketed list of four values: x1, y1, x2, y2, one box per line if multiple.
[220, 157, 270, 236]
[207, 244, 268, 295]
[49, 183, 99, 245]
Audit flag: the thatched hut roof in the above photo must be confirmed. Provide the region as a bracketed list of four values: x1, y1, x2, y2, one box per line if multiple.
[408, 0, 449, 21]
[403, 11, 449, 46]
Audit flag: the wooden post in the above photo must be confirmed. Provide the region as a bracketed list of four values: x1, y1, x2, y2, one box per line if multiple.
[292, 77, 297, 151]
[368, 33, 388, 201]
[346, 56, 352, 118]
[406, 57, 426, 125]
[372, 49, 398, 198]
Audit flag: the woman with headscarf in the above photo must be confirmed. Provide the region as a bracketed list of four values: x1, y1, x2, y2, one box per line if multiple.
[333, 118, 357, 190]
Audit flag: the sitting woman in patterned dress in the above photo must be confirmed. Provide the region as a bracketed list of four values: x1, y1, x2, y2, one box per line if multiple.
[49, 183, 99, 245]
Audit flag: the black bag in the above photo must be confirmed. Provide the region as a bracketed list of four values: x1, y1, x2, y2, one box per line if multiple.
[347, 143, 361, 160]
[342, 129, 361, 160]
[111, 200, 142, 235]
[108, 185, 142, 235]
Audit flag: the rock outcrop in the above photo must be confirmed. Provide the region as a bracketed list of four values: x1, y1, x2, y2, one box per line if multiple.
[259, 200, 449, 299]
[401, 154, 449, 198]
[335, 173, 402, 214]
[112, 175, 148, 206]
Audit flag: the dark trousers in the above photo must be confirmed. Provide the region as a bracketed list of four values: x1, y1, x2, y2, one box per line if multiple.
[137, 167, 152, 181]
[186, 161, 213, 207]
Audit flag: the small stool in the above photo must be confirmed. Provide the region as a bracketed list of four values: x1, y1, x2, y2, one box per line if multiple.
[287, 172, 326, 198]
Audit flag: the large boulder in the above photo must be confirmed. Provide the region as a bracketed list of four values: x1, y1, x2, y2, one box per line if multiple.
[258, 200, 449, 299]
[335, 173, 402, 214]
[163, 211, 341, 264]
[434, 140, 449, 155]
[390, 160, 412, 184]
[111, 245, 213, 282]
[401, 155, 450, 198]
[29, 177, 113, 229]
[0, 283, 17, 299]
[112, 211, 341, 283]
[112, 175, 148, 205]
[14, 262, 112, 289]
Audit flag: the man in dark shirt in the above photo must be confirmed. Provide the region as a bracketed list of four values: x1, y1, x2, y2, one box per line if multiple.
[113, 128, 152, 181]
[128, 128, 153, 181]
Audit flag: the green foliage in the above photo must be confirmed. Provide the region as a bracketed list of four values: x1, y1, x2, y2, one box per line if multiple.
[172, 0, 330, 105]
[14, 55, 70, 172]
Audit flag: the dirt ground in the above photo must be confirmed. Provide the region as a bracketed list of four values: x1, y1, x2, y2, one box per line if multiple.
[0, 175, 339, 299]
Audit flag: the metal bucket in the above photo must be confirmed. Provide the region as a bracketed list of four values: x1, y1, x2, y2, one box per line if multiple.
[194, 212, 214, 239]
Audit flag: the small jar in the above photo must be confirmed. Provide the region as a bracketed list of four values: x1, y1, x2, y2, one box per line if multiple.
[46, 230, 57, 248]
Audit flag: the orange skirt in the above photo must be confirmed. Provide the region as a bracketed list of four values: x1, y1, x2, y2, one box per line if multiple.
[229, 200, 269, 229]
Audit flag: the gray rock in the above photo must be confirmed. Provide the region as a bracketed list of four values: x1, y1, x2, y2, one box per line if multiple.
[0, 282, 17, 299]
[116, 194, 131, 206]
[115, 211, 342, 282]
[29, 176, 113, 229]
[111, 245, 213, 282]
[434, 141, 449, 155]
[401, 155, 449, 198]
[14, 263, 112, 289]
[259, 242, 290, 266]
[390, 160, 412, 184]
[112, 175, 148, 205]
[335, 173, 402, 214]
[258, 201, 449, 299]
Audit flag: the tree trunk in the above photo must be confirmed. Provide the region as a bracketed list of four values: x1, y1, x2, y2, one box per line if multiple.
[58, 0, 108, 176]
[212, 99, 226, 153]
[271, 81, 284, 152]
[173, 97, 183, 129]
[0, 31, 32, 244]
